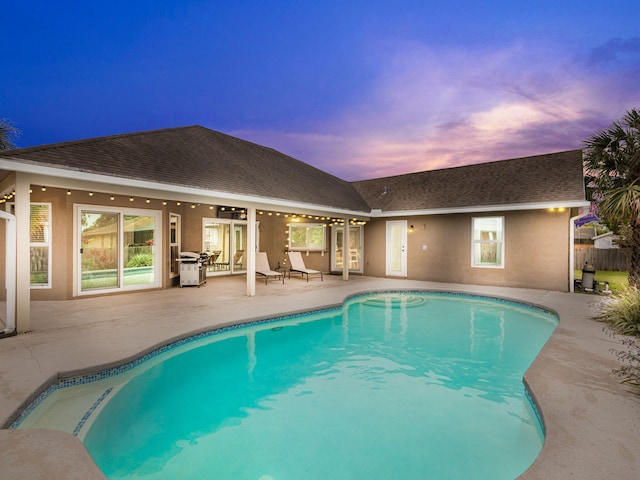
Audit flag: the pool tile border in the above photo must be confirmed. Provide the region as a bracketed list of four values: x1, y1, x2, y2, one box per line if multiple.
[72, 388, 113, 437]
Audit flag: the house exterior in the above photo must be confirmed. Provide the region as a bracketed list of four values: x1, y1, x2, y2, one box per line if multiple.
[592, 232, 619, 249]
[0, 126, 588, 333]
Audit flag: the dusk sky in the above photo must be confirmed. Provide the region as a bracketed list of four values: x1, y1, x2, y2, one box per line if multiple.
[3, 1, 639, 180]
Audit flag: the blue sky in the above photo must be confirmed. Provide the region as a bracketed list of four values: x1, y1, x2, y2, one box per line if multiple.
[3, 1, 639, 180]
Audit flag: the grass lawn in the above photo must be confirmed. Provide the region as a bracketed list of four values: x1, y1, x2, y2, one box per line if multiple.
[574, 270, 629, 293]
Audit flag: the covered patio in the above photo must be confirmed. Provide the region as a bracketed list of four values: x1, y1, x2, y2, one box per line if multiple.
[0, 276, 638, 479]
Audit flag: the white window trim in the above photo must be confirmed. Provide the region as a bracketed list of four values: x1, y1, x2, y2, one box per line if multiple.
[288, 223, 326, 251]
[74, 204, 162, 296]
[202, 217, 257, 276]
[471, 216, 505, 269]
[169, 213, 181, 278]
[330, 225, 364, 273]
[8, 202, 52, 288]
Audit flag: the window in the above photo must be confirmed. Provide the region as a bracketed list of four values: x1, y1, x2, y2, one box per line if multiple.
[169, 214, 181, 278]
[29, 203, 52, 288]
[472, 217, 504, 268]
[289, 223, 326, 251]
[11, 203, 52, 288]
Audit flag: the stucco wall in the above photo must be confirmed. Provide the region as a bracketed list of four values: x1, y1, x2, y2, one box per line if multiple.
[27, 189, 183, 300]
[363, 210, 571, 291]
[29, 189, 72, 300]
[19, 187, 573, 301]
[258, 216, 331, 273]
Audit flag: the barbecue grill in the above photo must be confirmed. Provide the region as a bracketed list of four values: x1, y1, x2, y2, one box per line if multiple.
[177, 252, 208, 287]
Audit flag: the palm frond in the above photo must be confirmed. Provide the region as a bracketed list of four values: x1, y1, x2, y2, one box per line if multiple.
[597, 182, 640, 226]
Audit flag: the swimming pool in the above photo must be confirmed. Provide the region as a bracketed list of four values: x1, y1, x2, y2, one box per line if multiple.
[14, 291, 558, 479]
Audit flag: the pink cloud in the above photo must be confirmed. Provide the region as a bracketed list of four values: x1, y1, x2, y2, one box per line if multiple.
[232, 39, 640, 181]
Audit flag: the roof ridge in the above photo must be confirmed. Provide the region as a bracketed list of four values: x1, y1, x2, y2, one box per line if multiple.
[0, 125, 203, 156]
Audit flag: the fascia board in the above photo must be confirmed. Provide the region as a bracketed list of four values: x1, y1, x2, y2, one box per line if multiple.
[1, 159, 371, 219]
[373, 200, 591, 217]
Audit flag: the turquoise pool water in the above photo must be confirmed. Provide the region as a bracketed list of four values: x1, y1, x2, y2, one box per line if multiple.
[15, 292, 558, 479]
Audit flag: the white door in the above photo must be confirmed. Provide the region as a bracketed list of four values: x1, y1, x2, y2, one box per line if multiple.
[386, 220, 407, 277]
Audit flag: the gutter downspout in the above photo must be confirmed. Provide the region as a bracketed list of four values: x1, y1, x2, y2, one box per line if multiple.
[0, 210, 16, 334]
[569, 210, 590, 293]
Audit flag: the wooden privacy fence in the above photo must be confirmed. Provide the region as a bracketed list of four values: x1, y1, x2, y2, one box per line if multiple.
[575, 248, 630, 271]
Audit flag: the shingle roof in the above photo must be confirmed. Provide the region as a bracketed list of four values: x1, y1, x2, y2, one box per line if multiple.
[0, 126, 371, 212]
[351, 150, 585, 212]
[0, 127, 586, 214]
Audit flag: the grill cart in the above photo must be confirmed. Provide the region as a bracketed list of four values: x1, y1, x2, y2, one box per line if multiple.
[177, 252, 208, 287]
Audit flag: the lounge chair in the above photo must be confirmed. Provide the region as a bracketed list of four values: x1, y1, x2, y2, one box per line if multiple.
[233, 250, 245, 269]
[256, 252, 284, 284]
[287, 251, 323, 282]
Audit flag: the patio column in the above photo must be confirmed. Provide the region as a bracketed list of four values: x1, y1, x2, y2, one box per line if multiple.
[14, 172, 31, 332]
[246, 207, 256, 297]
[342, 217, 350, 280]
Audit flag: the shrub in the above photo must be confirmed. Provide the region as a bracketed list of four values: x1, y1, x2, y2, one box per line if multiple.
[596, 286, 640, 336]
[597, 287, 640, 387]
[126, 254, 154, 268]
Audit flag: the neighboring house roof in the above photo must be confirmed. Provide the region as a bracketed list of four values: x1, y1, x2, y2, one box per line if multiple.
[592, 232, 620, 249]
[351, 150, 586, 213]
[0, 126, 370, 213]
[592, 232, 614, 240]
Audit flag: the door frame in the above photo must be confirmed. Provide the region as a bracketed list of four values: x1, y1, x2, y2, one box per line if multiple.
[202, 217, 259, 276]
[74, 204, 162, 296]
[330, 225, 364, 273]
[385, 220, 407, 277]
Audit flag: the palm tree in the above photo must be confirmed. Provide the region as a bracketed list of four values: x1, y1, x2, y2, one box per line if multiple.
[0, 118, 20, 150]
[584, 108, 640, 287]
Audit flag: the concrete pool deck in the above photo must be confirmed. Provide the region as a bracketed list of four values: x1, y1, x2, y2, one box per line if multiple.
[0, 276, 638, 479]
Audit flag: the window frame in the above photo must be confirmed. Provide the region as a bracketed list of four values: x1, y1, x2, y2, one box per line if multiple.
[75, 204, 162, 296]
[288, 223, 326, 252]
[169, 213, 181, 278]
[8, 202, 52, 288]
[471, 216, 505, 269]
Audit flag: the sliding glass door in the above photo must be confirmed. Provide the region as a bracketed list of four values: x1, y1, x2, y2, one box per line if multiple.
[78, 206, 161, 294]
[331, 225, 363, 273]
[203, 219, 254, 275]
[80, 211, 120, 290]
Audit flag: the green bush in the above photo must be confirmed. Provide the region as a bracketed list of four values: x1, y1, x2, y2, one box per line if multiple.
[126, 254, 154, 268]
[597, 287, 640, 387]
[596, 286, 640, 336]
